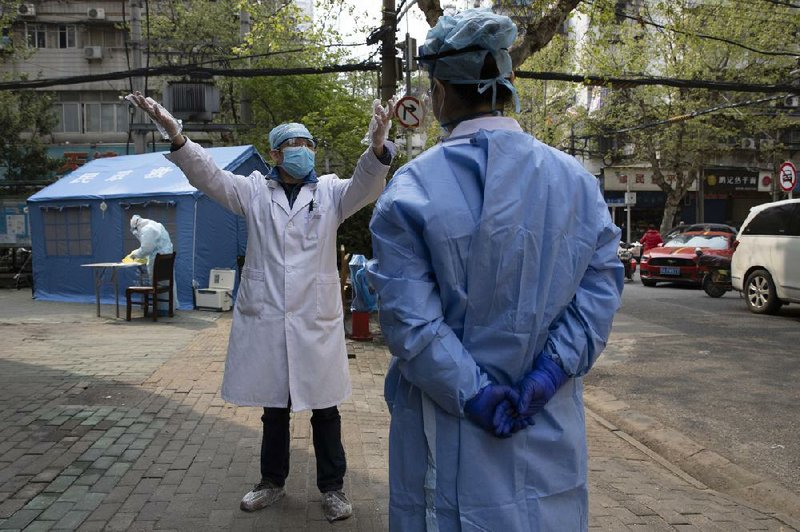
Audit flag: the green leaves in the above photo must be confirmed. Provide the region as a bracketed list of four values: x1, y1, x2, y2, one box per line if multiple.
[0, 90, 61, 181]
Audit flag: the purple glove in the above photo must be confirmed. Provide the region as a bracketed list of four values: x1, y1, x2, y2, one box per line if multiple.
[464, 384, 520, 438]
[516, 355, 569, 418]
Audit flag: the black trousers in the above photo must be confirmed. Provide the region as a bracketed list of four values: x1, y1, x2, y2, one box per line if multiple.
[260, 405, 346, 493]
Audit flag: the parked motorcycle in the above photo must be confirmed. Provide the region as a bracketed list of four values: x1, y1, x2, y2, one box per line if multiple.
[618, 242, 641, 281]
[694, 248, 732, 298]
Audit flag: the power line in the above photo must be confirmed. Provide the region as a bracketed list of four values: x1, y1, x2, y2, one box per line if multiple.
[605, 94, 787, 135]
[0, 62, 796, 93]
[586, 0, 800, 58]
[513, 71, 797, 93]
[0, 63, 381, 91]
[759, 0, 800, 7]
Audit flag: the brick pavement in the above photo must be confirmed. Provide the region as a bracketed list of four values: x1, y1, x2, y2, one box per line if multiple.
[0, 291, 796, 531]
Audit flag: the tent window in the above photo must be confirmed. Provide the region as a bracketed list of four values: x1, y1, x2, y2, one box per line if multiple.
[42, 206, 92, 257]
[122, 203, 177, 255]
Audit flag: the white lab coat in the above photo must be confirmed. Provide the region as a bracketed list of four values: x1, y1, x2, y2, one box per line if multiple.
[166, 139, 389, 411]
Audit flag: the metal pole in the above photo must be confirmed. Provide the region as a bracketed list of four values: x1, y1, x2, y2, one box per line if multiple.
[130, 0, 146, 154]
[405, 33, 413, 161]
[698, 167, 705, 223]
[380, 0, 397, 102]
[626, 174, 632, 243]
[239, 9, 252, 125]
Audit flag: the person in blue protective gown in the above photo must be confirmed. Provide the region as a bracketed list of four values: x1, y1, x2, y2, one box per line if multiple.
[366, 8, 624, 531]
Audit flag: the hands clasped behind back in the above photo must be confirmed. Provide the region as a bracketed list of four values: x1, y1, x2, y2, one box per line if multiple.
[466, 355, 570, 438]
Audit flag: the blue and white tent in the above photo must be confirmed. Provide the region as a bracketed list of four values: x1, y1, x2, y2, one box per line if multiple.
[27, 146, 268, 310]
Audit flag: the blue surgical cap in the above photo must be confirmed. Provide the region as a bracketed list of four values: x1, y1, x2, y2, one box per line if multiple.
[268, 123, 314, 149]
[419, 8, 520, 112]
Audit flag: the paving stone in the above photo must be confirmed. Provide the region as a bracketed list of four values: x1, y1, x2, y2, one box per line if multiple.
[52, 509, 91, 530]
[0, 508, 41, 530]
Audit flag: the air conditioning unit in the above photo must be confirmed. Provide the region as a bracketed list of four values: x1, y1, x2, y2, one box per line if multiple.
[84, 46, 103, 59]
[784, 95, 800, 108]
[18, 4, 36, 16]
[163, 82, 220, 122]
[759, 138, 775, 150]
[740, 138, 757, 150]
[87, 7, 106, 20]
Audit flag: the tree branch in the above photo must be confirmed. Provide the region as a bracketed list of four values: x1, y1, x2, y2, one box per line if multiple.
[416, 0, 443, 27]
[510, 0, 583, 67]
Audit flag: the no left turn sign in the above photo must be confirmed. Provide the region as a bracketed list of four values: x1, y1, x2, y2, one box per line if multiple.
[395, 96, 422, 129]
[778, 161, 797, 192]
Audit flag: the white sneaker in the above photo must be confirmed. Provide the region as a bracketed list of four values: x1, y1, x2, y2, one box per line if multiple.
[322, 490, 352, 522]
[240, 480, 286, 512]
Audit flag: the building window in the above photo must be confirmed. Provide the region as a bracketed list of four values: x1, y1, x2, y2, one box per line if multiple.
[84, 103, 128, 133]
[58, 25, 76, 49]
[26, 24, 46, 48]
[42, 206, 93, 256]
[52, 103, 82, 133]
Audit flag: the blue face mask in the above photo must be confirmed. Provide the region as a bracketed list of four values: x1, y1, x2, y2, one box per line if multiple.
[280, 147, 316, 180]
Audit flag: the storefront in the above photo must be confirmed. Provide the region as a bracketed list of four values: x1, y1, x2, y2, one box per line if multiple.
[602, 164, 779, 234]
[698, 166, 774, 228]
[602, 165, 695, 238]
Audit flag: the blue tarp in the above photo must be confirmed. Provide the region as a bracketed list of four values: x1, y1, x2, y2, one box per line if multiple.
[27, 146, 269, 311]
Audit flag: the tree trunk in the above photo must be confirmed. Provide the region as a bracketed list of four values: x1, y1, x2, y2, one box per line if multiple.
[660, 197, 681, 236]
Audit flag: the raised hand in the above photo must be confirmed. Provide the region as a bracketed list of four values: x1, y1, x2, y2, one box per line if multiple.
[125, 91, 183, 142]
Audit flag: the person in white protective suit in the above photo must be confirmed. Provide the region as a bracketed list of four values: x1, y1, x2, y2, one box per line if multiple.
[126, 91, 395, 522]
[366, 9, 624, 531]
[125, 214, 173, 280]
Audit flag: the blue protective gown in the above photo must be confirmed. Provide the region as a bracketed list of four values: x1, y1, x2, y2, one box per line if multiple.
[367, 116, 624, 531]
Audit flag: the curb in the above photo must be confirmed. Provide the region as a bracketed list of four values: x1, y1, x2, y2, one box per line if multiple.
[585, 386, 800, 529]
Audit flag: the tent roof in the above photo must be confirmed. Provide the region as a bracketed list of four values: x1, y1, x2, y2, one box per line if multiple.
[29, 145, 263, 202]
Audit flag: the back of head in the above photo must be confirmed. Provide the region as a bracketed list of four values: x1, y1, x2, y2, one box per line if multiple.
[418, 9, 519, 112]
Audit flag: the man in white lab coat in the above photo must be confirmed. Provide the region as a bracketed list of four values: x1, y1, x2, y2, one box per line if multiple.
[127, 91, 395, 522]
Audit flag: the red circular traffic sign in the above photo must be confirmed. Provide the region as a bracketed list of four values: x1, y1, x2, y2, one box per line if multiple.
[394, 96, 422, 129]
[778, 161, 796, 192]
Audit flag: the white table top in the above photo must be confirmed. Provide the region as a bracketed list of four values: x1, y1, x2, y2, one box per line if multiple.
[81, 262, 142, 268]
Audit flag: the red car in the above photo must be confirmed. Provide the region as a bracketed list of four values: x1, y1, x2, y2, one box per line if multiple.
[639, 230, 735, 287]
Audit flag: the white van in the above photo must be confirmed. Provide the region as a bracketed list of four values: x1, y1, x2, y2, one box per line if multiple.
[731, 198, 800, 314]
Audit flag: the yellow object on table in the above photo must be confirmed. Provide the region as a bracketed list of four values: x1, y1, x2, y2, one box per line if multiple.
[122, 255, 147, 264]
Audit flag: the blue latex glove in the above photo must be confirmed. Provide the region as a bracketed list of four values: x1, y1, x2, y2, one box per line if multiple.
[516, 355, 569, 418]
[464, 384, 520, 438]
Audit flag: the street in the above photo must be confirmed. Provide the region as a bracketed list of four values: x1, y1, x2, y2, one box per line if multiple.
[587, 274, 800, 497]
[0, 288, 799, 529]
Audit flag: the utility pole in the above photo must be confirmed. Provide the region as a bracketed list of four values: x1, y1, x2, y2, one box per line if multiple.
[404, 32, 415, 161]
[239, 9, 252, 126]
[380, 0, 397, 102]
[129, 0, 147, 154]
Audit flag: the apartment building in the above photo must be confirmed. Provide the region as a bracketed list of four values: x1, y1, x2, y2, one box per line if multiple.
[2, 1, 146, 170]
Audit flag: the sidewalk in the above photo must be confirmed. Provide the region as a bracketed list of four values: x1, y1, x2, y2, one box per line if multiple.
[0, 291, 797, 531]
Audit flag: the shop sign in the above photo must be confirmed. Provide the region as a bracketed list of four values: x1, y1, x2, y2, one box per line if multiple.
[704, 168, 759, 191]
[604, 166, 696, 192]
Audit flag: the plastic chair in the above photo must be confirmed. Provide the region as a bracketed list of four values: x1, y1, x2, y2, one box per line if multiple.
[126, 252, 176, 321]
